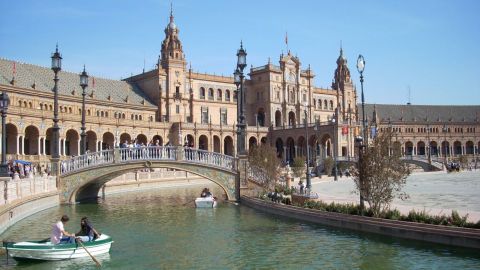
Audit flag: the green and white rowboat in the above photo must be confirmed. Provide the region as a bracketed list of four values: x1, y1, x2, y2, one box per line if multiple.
[2, 234, 113, 261]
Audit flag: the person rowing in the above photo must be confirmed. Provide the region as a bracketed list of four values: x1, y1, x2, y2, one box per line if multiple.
[51, 215, 76, 245]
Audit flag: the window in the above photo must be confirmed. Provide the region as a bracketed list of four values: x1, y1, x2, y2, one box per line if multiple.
[176, 86, 180, 95]
[217, 89, 222, 101]
[176, 105, 180, 114]
[208, 88, 214, 100]
[233, 90, 238, 102]
[276, 91, 280, 101]
[225, 90, 231, 101]
[201, 107, 209, 124]
[220, 108, 227, 125]
[303, 93, 306, 103]
[199, 87, 205, 99]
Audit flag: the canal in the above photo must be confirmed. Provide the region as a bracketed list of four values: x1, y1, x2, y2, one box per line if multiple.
[1, 187, 479, 269]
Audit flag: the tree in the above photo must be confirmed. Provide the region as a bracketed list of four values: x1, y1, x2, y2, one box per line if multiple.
[291, 156, 306, 178]
[351, 130, 410, 217]
[323, 157, 334, 176]
[248, 144, 281, 190]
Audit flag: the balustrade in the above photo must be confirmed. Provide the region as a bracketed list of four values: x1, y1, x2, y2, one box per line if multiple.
[0, 175, 57, 205]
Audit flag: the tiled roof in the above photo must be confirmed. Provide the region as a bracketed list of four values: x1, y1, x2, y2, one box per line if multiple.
[0, 58, 156, 107]
[360, 104, 480, 123]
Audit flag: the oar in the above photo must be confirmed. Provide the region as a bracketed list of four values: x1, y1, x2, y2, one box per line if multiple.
[77, 239, 101, 267]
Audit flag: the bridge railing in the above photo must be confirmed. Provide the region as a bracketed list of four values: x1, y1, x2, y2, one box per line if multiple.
[183, 148, 236, 171]
[61, 149, 114, 174]
[60, 146, 237, 175]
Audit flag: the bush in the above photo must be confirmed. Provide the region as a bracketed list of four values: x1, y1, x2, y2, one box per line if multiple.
[323, 157, 334, 176]
[291, 156, 306, 178]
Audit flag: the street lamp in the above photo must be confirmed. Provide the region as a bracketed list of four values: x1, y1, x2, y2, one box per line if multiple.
[0, 92, 10, 177]
[388, 120, 393, 156]
[355, 135, 365, 210]
[234, 42, 247, 156]
[332, 109, 338, 181]
[356, 55, 367, 146]
[426, 124, 431, 165]
[303, 102, 312, 189]
[51, 45, 62, 179]
[443, 124, 448, 167]
[356, 54, 366, 209]
[79, 66, 89, 155]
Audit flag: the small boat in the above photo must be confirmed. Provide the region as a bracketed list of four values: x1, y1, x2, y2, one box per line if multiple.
[195, 197, 217, 208]
[2, 234, 113, 261]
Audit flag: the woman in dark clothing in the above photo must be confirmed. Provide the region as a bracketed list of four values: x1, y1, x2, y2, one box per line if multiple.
[76, 217, 100, 242]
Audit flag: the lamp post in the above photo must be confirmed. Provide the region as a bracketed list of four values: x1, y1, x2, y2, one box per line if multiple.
[0, 92, 10, 177]
[356, 54, 366, 209]
[355, 136, 365, 210]
[51, 45, 62, 179]
[426, 124, 431, 165]
[332, 109, 338, 181]
[304, 103, 312, 189]
[79, 66, 88, 155]
[443, 124, 448, 168]
[234, 41, 247, 157]
[356, 55, 367, 146]
[388, 120, 393, 156]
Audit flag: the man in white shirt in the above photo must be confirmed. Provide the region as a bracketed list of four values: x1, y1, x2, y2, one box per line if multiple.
[51, 215, 76, 245]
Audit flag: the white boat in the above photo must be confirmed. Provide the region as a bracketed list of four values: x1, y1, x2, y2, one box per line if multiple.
[3, 234, 113, 261]
[195, 197, 217, 208]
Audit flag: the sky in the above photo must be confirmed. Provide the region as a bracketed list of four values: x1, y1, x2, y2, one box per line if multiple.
[1, 0, 479, 105]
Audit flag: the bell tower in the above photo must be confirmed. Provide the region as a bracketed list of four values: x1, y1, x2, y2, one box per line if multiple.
[158, 5, 187, 123]
[332, 46, 355, 121]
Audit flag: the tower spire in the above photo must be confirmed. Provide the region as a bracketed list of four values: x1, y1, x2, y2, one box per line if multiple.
[170, 2, 173, 20]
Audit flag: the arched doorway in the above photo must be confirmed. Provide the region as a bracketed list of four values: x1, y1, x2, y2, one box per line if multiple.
[275, 138, 284, 159]
[223, 136, 234, 156]
[257, 108, 265, 127]
[441, 141, 450, 156]
[453, 141, 462, 156]
[6, 123, 18, 154]
[466, 141, 474, 155]
[213, 135, 221, 153]
[65, 129, 79, 156]
[103, 132, 115, 150]
[24, 125, 39, 155]
[199, 135, 208, 150]
[288, 111, 296, 127]
[405, 141, 413, 156]
[275, 110, 282, 127]
[120, 133, 132, 146]
[417, 141, 426, 156]
[430, 141, 438, 156]
[286, 137, 295, 163]
[136, 134, 148, 145]
[46, 128, 54, 155]
[185, 134, 194, 147]
[249, 137, 257, 150]
[86, 131, 97, 152]
[152, 135, 163, 146]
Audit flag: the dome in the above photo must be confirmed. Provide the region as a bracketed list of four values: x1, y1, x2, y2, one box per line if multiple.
[168, 21, 176, 30]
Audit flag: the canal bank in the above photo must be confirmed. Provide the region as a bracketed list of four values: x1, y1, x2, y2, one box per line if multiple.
[241, 196, 480, 249]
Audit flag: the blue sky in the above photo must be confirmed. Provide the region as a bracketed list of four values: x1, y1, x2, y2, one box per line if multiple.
[1, 0, 479, 105]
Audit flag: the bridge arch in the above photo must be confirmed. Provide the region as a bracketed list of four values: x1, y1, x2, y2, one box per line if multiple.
[60, 147, 238, 203]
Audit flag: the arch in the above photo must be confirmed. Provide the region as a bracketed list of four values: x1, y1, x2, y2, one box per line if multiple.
[199, 87, 205, 99]
[318, 99, 322, 109]
[275, 110, 282, 127]
[320, 134, 332, 157]
[441, 141, 450, 156]
[24, 125, 39, 155]
[297, 136, 306, 157]
[152, 135, 164, 146]
[453, 141, 462, 156]
[86, 131, 97, 152]
[208, 88, 214, 100]
[275, 138, 284, 158]
[45, 128, 54, 155]
[429, 141, 438, 156]
[260, 137, 267, 145]
[329, 100, 334, 110]
[6, 123, 18, 154]
[217, 89, 222, 101]
[288, 111, 296, 127]
[199, 135, 208, 150]
[213, 135, 221, 153]
[185, 134, 194, 148]
[405, 141, 413, 156]
[225, 90, 231, 102]
[223, 136, 234, 156]
[65, 129, 79, 156]
[323, 100, 328, 110]
[102, 132, 115, 150]
[417, 141, 426, 156]
[248, 137, 257, 150]
[286, 137, 295, 163]
[466, 141, 474, 155]
[120, 133, 132, 145]
[136, 134, 148, 145]
[257, 108, 265, 127]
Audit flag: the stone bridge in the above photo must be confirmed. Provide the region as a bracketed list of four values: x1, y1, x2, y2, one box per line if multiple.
[59, 146, 242, 203]
[336, 156, 444, 172]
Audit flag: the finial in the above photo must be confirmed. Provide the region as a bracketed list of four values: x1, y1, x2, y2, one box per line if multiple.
[240, 40, 243, 49]
[268, 57, 271, 64]
[83, 64, 86, 72]
[169, 2, 174, 22]
[55, 42, 59, 53]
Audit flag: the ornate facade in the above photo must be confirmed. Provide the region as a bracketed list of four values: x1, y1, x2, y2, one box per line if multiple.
[0, 10, 478, 170]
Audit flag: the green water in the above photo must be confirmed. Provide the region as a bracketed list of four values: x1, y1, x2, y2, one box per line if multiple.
[1, 190, 479, 270]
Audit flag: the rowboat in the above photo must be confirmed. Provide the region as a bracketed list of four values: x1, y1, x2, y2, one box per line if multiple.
[2, 234, 113, 261]
[195, 197, 217, 208]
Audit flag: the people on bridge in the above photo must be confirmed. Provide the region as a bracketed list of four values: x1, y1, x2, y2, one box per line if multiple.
[51, 215, 76, 245]
[76, 216, 101, 242]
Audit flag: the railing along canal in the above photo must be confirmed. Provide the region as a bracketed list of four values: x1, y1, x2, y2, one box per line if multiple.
[60, 146, 237, 175]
